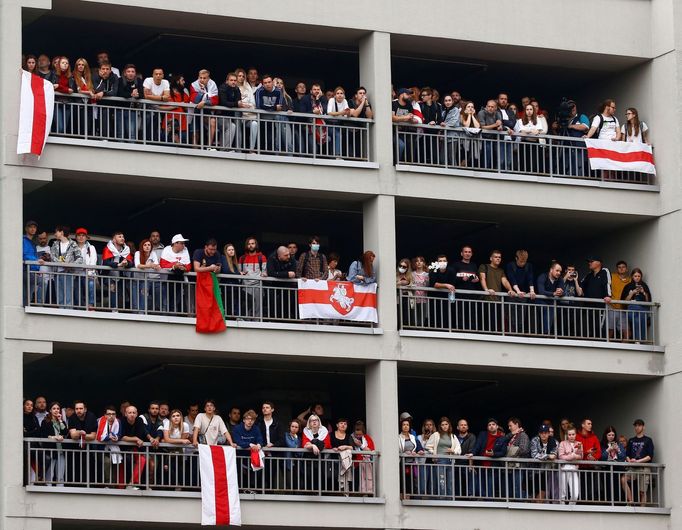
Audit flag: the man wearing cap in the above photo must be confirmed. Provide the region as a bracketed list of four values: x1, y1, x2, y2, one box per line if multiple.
[392, 88, 418, 162]
[22, 220, 42, 305]
[102, 231, 132, 310]
[35, 231, 53, 304]
[473, 418, 505, 499]
[74, 228, 98, 310]
[160, 234, 192, 314]
[622, 419, 654, 506]
[580, 257, 611, 339]
[530, 424, 558, 501]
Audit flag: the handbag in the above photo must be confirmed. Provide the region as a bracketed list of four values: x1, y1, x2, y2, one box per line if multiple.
[198, 416, 213, 445]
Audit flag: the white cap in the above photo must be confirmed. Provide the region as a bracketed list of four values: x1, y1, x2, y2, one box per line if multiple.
[171, 234, 189, 244]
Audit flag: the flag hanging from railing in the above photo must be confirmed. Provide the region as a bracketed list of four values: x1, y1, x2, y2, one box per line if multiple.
[17, 70, 54, 157]
[195, 271, 227, 333]
[298, 280, 378, 323]
[199, 445, 241, 526]
[585, 139, 656, 175]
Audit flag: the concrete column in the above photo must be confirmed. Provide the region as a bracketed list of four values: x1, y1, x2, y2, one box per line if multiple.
[363, 195, 397, 331]
[359, 31, 394, 187]
[365, 360, 400, 527]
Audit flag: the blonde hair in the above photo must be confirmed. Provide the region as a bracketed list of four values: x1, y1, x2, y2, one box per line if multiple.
[73, 58, 94, 92]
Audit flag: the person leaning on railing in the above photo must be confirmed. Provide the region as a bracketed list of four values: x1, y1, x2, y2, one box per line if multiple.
[398, 416, 423, 499]
[116, 63, 144, 141]
[348, 251, 376, 285]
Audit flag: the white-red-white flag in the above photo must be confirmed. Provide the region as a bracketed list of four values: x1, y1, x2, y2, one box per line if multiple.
[298, 280, 378, 323]
[585, 139, 655, 175]
[250, 449, 265, 471]
[199, 445, 241, 526]
[17, 70, 54, 157]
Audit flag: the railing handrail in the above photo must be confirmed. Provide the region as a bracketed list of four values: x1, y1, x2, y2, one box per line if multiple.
[54, 92, 375, 123]
[396, 285, 659, 307]
[397, 452, 662, 468]
[23, 437, 378, 455]
[392, 121, 652, 146]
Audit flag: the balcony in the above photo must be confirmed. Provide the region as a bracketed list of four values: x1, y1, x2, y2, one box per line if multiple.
[24, 439, 380, 503]
[23, 262, 378, 334]
[397, 287, 661, 349]
[399, 454, 667, 513]
[46, 95, 375, 168]
[393, 123, 656, 189]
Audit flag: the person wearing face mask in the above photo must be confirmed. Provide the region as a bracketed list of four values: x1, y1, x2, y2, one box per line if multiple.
[428, 255, 457, 329]
[396, 258, 414, 327]
[296, 236, 328, 281]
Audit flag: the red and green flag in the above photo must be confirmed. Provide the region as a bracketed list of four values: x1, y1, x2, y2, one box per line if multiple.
[195, 271, 226, 333]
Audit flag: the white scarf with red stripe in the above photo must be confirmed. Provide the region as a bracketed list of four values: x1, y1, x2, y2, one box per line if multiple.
[17, 70, 54, 157]
[96, 416, 122, 464]
[199, 445, 242, 526]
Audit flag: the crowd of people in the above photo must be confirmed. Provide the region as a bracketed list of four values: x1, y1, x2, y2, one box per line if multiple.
[22, 220, 375, 319]
[21, 50, 650, 168]
[23, 397, 375, 495]
[398, 412, 655, 506]
[22, 394, 655, 506]
[397, 246, 653, 342]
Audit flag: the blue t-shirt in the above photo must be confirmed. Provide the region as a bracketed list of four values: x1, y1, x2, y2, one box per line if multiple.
[627, 435, 654, 461]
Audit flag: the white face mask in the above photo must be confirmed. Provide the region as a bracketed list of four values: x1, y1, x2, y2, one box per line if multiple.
[398, 267, 407, 274]
[439, 261, 448, 270]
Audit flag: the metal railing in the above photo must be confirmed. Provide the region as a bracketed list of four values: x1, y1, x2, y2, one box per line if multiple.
[49, 93, 373, 162]
[398, 286, 659, 345]
[393, 123, 655, 185]
[399, 454, 664, 508]
[23, 261, 375, 328]
[24, 438, 378, 497]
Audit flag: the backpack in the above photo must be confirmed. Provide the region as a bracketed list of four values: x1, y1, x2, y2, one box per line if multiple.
[301, 252, 324, 277]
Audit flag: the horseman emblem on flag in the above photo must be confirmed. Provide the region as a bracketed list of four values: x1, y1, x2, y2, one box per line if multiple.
[329, 282, 355, 314]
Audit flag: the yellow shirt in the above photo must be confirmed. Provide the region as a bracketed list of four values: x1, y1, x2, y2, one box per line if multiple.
[611, 273, 630, 309]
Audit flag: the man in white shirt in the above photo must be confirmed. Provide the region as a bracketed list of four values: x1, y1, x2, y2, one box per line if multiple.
[143, 68, 171, 142]
[159, 234, 192, 314]
[586, 99, 622, 141]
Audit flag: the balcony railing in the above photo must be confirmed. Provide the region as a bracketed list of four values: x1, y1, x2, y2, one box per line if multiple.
[48, 94, 373, 164]
[23, 261, 376, 329]
[393, 123, 655, 186]
[24, 438, 378, 498]
[397, 287, 659, 346]
[399, 454, 665, 510]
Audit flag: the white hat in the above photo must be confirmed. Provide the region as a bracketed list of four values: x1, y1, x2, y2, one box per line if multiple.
[171, 234, 189, 244]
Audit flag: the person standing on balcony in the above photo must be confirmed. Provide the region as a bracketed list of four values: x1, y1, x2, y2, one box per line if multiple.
[418, 87, 440, 164]
[428, 254, 457, 330]
[439, 95, 461, 166]
[47, 57, 76, 134]
[551, 100, 589, 176]
[326, 86, 351, 158]
[102, 231, 132, 311]
[455, 418, 477, 498]
[586, 99, 622, 141]
[287, 242, 299, 269]
[576, 417, 602, 502]
[235, 68, 258, 151]
[479, 250, 516, 333]
[119, 405, 147, 489]
[35, 231, 53, 305]
[410, 256, 429, 328]
[621, 107, 650, 144]
[116, 64, 144, 141]
[349, 87, 373, 159]
[496, 93, 516, 171]
[610, 260, 631, 341]
[159, 234, 192, 314]
[149, 230, 164, 262]
[67, 400, 98, 485]
[134, 239, 161, 313]
[505, 250, 537, 334]
[254, 74, 284, 153]
[190, 69, 219, 148]
[424, 417, 461, 499]
[535, 261, 565, 336]
[266, 246, 296, 320]
[622, 419, 655, 506]
[238, 236, 267, 319]
[36, 53, 51, 79]
[143, 68, 171, 142]
[192, 399, 233, 447]
[291, 81, 312, 154]
[22, 220, 41, 305]
[399, 417, 423, 499]
[218, 72, 243, 150]
[327, 252, 344, 281]
[501, 417, 530, 499]
[92, 62, 119, 137]
[514, 104, 546, 173]
[51, 225, 83, 309]
[530, 424, 558, 502]
[74, 228, 97, 310]
[72, 58, 95, 136]
[392, 88, 418, 162]
[232, 409, 265, 490]
[459, 101, 482, 167]
[296, 236, 328, 281]
[580, 257, 612, 339]
[38, 402, 69, 486]
[396, 258, 414, 327]
[558, 424, 582, 504]
[348, 251, 376, 285]
[477, 100, 504, 170]
[451, 245, 481, 331]
[621, 268, 652, 342]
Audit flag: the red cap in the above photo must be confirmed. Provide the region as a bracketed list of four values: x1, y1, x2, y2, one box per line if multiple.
[75, 227, 88, 235]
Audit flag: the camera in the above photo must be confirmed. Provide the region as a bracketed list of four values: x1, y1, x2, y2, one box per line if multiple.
[555, 97, 574, 130]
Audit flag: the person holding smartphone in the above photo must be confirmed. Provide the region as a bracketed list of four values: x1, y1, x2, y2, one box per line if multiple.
[621, 268, 652, 342]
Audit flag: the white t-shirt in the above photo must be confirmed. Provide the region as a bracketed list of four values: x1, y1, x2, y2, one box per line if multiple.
[143, 78, 170, 97]
[591, 114, 620, 140]
[194, 413, 227, 445]
[621, 122, 648, 143]
[327, 98, 349, 114]
[264, 418, 273, 445]
[134, 250, 160, 279]
[162, 418, 191, 438]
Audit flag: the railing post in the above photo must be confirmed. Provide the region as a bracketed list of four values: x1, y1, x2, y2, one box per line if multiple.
[553, 298, 558, 339]
[548, 136, 554, 177]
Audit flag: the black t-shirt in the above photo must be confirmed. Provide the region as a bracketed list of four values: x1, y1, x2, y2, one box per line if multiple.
[330, 431, 353, 449]
[621, 281, 652, 303]
[429, 266, 458, 298]
[451, 261, 480, 290]
[392, 100, 412, 117]
[581, 268, 611, 300]
[192, 249, 221, 268]
[69, 411, 98, 434]
[120, 416, 147, 448]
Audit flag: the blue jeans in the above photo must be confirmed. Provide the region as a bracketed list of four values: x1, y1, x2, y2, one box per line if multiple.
[115, 109, 138, 140]
[275, 115, 293, 153]
[75, 276, 95, 307]
[482, 139, 496, 169]
[508, 467, 527, 499]
[435, 458, 453, 498]
[54, 103, 70, 134]
[56, 274, 74, 308]
[628, 305, 648, 341]
[500, 140, 513, 171]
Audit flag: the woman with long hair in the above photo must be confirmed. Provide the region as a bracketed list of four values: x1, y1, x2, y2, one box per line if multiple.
[621, 107, 649, 144]
[72, 58, 95, 135]
[134, 238, 161, 313]
[23, 54, 37, 74]
[274, 77, 294, 153]
[425, 416, 461, 498]
[399, 417, 423, 498]
[162, 409, 192, 487]
[47, 56, 77, 134]
[221, 243, 241, 317]
[440, 94, 461, 165]
[514, 103, 545, 173]
[236, 68, 258, 150]
[396, 257, 414, 326]
[459, 100, 481, 167]
[621, 268, 653, 342]
[162, 74, 190, 144]
[348, 251, 376, 285]
[38, 402, 68, 485]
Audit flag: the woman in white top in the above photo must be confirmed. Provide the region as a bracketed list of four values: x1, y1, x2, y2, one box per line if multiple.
[327, 86, 351, 158]
[236, 68, 258, 150]
[514, 104, 546, 174]
[327, 252, 344, 281]
[459, 101, 481, 167]
[134, 238, 161, 313]
[621, 107, 649, 144]
[162, 408, 192, 487]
